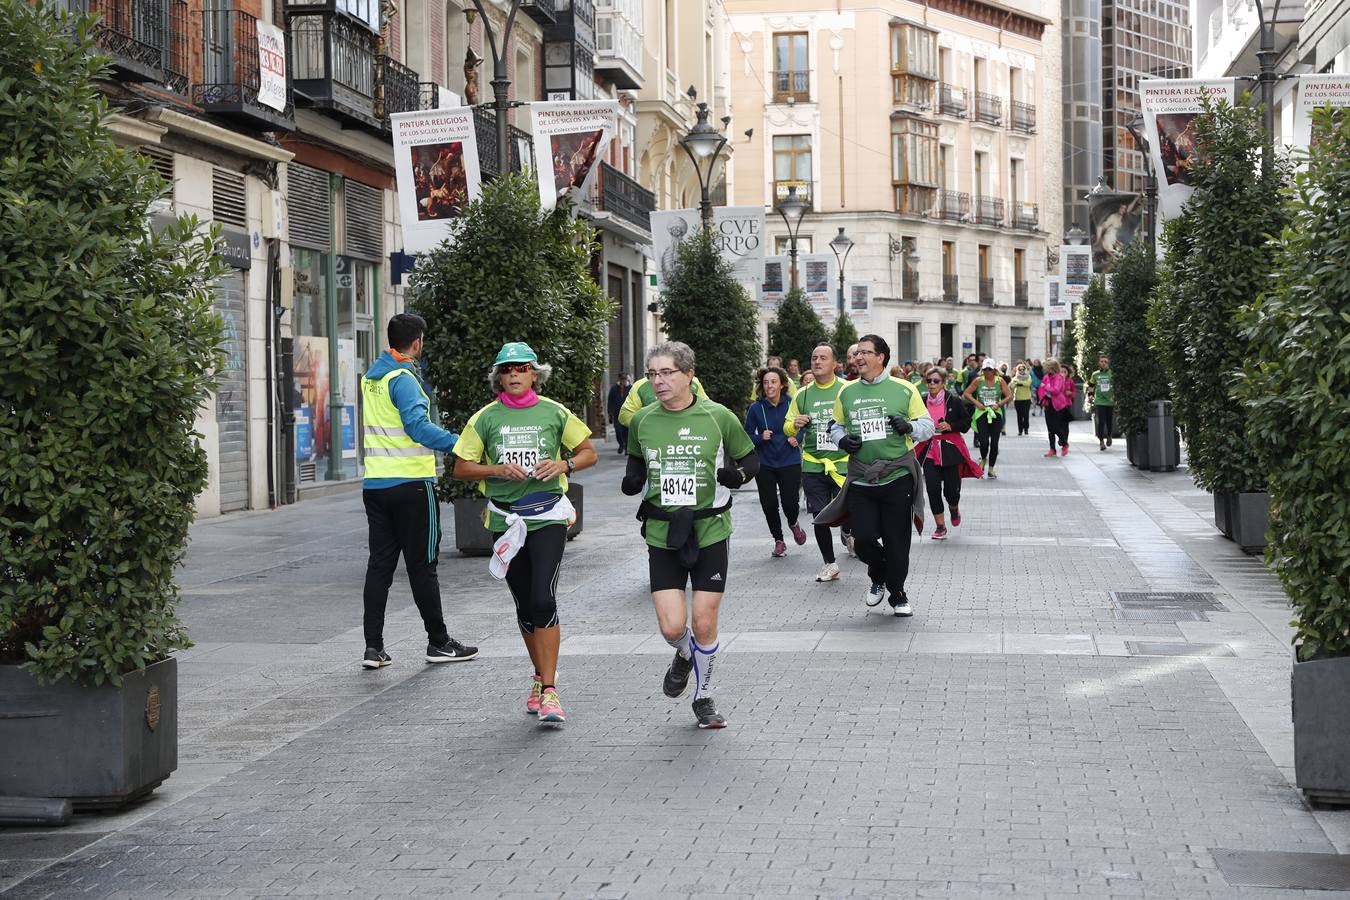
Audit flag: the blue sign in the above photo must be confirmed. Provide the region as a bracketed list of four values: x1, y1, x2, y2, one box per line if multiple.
[295, 406, 313, 460]
[341, 405, 356, 453]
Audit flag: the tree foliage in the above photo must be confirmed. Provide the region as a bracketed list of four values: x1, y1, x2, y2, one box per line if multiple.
[410, 172, 613, 500]
[1072, 276, 1111, 375]
[767, 288, 827, 368]
[1147, 216, 1193, 435]
[1105, 239, 1164, 437]
[1236, 106, 1350, 659]
[830, 312, 859, 363]
[657, 226, 760, 414]
[1058, 309, 1078, 373]
[0, 2, 226, 685]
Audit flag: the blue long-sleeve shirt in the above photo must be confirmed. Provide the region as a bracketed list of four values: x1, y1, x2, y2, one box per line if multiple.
[363, 351, 459, 489]
[745, 395, 801, 468]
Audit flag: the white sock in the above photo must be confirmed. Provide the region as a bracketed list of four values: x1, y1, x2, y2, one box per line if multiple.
[665, 626, 693, 660]
[691, 637, 719, 700]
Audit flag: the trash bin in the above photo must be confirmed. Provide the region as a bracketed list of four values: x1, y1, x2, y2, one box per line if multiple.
[1071, 382, 1086, 421]
[1146, 400, 1179, 472]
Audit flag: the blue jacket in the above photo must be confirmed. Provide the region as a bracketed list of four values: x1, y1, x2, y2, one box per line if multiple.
[363, 351, 459, 489]
[745, 396, 801, 468]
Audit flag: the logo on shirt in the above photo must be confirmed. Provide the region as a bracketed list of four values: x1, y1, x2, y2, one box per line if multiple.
[678, 427, 691, 437]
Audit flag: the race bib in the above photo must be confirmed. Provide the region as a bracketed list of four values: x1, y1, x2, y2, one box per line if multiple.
[1098, 377, 1112, 393]
[813, 413, 837, 451]
[659, 457, 697, 506]
[499, 430, 541, 472]
[858, 410, 887, 443]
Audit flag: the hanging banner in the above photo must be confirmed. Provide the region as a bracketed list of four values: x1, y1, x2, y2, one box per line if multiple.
[847, 282, 872, 321]
[294, 336, 330, 463]
[1059, 244, 1093, 302]
[759, 256, 787, 307]
[1044, 277, 1069, 321]
[255, 20, 288, 112]
[801, 253, 834, 312]
[1088, 191, 1143, 273]
[1139, 78, 1237, 220]
[1293, 75, 1350, 147]
[529, 100, 620, 212]
[652, 206, 767, 289]
[390, 108, 482, 254]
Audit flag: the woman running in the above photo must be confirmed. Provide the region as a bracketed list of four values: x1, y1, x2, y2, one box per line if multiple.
[1038, 358, 1075, 457]
[963, 359, 1013, 479]
[914, 368, 982, 540]
[452, 342, 597, 726]
[1010, 363, 1033, 435]
[746, 365, 806, 557]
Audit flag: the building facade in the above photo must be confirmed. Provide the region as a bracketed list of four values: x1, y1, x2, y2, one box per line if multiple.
[1194, 0, 1304, 147]
[1298, 0, 1350, 71]
[728, 0, 1059, 366]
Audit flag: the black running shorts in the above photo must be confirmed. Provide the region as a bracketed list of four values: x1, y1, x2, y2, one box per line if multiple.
[802, 470, 841, 517]
[648, 539, 730, 593]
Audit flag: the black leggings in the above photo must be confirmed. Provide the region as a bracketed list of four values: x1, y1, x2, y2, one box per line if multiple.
[755, 464, 801, 541]
[974, 415, 1003, 468]
[922, 459, 961, 516]
[492, 523, 566, 633]
[1095, 406, 1114, 441]
[1014, 399, 1031, 434]
[1045, 406, 1071, 450]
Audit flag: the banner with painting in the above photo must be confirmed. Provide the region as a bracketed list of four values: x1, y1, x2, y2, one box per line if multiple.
[1059, 244, 1093, 302]
[390, 108, 482, 254]
[652, 207, 767, 289]
[1088, 190, 1143, 273]
[801, 254, 835, 320]
[1044, 277, 1069, 321]
[293, 336, 330, 463]
[846, 282, 872, 322]
[529, 100, 620, 212]
[1138, 78, 1237, 221]
[759, 256, 788, 307]
[1293, 74, 1350, 147]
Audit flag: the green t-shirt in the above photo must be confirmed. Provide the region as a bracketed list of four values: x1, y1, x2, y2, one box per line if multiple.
[627, 396, 754, 550]
[783, 376, 847, 474]
[973, 378, 1005, 417]
[1090, 369, 1115, 406]
[831, 374, 927, 486]
[453, 397, 590, 531]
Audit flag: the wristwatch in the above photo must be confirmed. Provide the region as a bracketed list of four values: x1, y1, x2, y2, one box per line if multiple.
[566, 457, 576, 474]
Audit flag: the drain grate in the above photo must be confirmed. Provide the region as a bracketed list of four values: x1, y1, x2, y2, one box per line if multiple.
[1212, 849, 1350, 891]
[1111, 591, 1226, 623]
[1118, 608, 1210, 623]
[1126, 641, 1236, 658]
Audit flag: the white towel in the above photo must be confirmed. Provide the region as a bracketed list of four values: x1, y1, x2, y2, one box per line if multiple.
[487, 496, 577, 580]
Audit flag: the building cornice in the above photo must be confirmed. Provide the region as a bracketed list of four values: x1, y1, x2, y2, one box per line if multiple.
[921, 0, 1052, 41]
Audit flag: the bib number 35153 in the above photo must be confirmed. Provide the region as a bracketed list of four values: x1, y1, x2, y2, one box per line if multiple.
[500, 447, 540, 471]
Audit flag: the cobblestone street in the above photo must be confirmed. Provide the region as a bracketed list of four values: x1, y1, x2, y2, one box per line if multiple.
[3, 421, 1348, 899]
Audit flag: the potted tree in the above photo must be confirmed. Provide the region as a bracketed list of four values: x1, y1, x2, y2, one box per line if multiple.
[1072, 277, 1110, 423]
[1238, 105, 1350, 807]
[0, 3, 224, 812]
[1149, 217, 1200, 478]
[1105, 241, 1166, 470]
[767, 288, 828, 374]
[409, 173, 611, 555]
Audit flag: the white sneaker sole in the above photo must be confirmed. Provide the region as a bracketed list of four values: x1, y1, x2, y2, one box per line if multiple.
[361, 659, 391, 669]
[892, 606, 914, 617]
[425, 653, 478, 663]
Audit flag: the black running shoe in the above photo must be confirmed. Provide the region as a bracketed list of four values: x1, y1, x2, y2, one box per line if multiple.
[692, 697, 727, 729]
[663, 651, 694, 698]
[362, 647, 391, 669]
[425, 638, 479, 663]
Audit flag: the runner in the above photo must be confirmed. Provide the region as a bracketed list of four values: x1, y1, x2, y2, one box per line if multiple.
[1038, 358, 1074, 457]
[1089, 354, 1116, 451]
[827, 334, 935, 616]
[616, 371, 707, 428]
[784, 344, 850, 582]
[1010, 363, 1034, 435]
[451, 342, 597, 726]
[915, 367, 982, 540]
[963, 359, 1013, 479]
[746, 365, 806, 558]
[622, 341, 759, 729]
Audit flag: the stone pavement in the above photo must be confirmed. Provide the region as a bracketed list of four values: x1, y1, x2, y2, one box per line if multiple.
[3, 417, 1349, 899]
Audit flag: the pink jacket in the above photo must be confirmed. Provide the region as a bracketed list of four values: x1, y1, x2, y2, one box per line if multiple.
[1038, 373, 1074, 411]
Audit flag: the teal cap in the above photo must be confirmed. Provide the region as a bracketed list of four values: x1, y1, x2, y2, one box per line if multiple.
[494, 342, 538, 366]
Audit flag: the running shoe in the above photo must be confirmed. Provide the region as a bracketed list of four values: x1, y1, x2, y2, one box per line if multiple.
[361, 648, 391, 669]
[1044, 449, 1058, 458]
[425, 637, 479, 663]
[526, 674, 543, 715]
[692, 697, 727, 729]
[931, 525, 948, 541]
[864, 582, 888, 608]
[979, 456, 987, 470]
[890, 591, 914, 617]
[1107, 437, 1113, 447]
[950, 509, 961, 527]
[537, 688, 565, 724]
[663, 651, 694, 698]
[1061, 445, 1069, 456]
[815, 562, 841, 582]
[790, 523, 808, 546]
[987, 468, 997, 480]
[772, 540, 787, 558]
[1100, 441, 1107, 451]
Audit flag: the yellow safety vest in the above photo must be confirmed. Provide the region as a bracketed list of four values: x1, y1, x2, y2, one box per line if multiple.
[361, 368, 437, 479]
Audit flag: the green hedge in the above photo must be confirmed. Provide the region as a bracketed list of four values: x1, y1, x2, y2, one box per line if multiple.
[1105, 240, 1163, 437]
[767, 288, 827, 369]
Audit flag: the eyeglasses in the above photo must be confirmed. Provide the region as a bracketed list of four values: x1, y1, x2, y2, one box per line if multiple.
[927, 378, 944, 384]
[499, 363, 533, 374]
[855, 349, 880, 357]
[645, 368, 685, 380]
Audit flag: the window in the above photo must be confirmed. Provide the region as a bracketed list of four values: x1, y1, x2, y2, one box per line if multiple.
[974, 151, 987, 199]
[896, 322, 918, 363]
[890, 23, 937, 78]
[1011, 327, 1027, 363]
[773, 32, 809, 101]
[773, 134, 812, 203]
[891, 116, 938, 214]
[941, 241, 956, 275]
[774, 235, 813, 255]
[1009, 158, 1022, 205]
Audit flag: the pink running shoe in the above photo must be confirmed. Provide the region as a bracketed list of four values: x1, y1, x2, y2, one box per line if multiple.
[772, 540, 787, 558]
[1044, 449, 1058, 458]
[537, 688, 565, 724]
[950, 509, 961, 527]
[790, 523, 808, 545]
[525, 674, 543, 715]
[931, 525, 948, 541]
[1061, 445, 1069, 456]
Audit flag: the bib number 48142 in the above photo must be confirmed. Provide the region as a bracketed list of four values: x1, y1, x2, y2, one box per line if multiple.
[661, 474, 697, 506]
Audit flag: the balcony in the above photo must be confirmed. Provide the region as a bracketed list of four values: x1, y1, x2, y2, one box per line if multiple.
[519, 0, 558, 25]
[942, 274, 959, 302]
[939, 83, 967, 117]
[935, 190, 968, 222]
[902, 270, 920, 301]
[288, 9, 379, 129]
[975, 90, 1002, 126]
[978, 278, 994, 304]
[1011, 100, 1036, 133]
[773, 70, 810, 103]
[87, 0, 171, 82]
[474, 107, 534, 180]
[194, 7, 296, 132]
[284, 0, 379, 31]
[164, 0, 188, 93]
[418, 81, 440, 110]
[595, 162, 656, 234]
[774, 180, 813, 206]
[1011, 201, 1039, 231]
[377, 54, 420, 123]
[1015, 281, 1029, 307]
[974, 196, 1004, 226]
[595, 7, 642, 89]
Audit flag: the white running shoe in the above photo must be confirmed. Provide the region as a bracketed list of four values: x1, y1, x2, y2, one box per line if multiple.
[864, 582, 887, 608]
[815, 562, 841, 582]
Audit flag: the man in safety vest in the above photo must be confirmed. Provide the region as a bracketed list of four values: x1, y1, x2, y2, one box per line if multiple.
[359, 313, 478, 670]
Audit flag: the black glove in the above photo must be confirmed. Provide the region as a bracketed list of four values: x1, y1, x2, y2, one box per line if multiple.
[621, 473, 646, 495]
[889, 415, 913, 436]
[837, 433, 863, 454]
[716, 466, 744, 489]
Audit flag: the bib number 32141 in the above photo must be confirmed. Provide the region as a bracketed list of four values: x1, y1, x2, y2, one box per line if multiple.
[858, 415, 887, 442]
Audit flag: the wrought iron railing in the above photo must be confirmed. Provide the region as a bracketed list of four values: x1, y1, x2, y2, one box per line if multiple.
[974, 196, 1004, 226]
[518, 0, 557, 23]
[418, 81, 440, 110]
[165, 0, 188, 93]
[939, 83, 967, 117]
[378, 54, 420, 118]
[1015, 281, 1029, 307]
[290, 11, 375, 100]
[902, 270, 920, 301]
[473, 107, 534, 178]
[194, 6, 296, 126]
[942, 274, 959, 302]
[88, 0, 169, 78]
[597, 162, 656, 233]
[773, 70, 809, 101]
[1011, 100, 1036, 133]
[1012, 201, 1039, 231]
[978, 278, 994, 304]
[975, 90, 1002, 125]
[936, 190, 968, 222]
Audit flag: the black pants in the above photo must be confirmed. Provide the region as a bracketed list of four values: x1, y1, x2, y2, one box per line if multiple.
[1014, 399, 1031, 434]
[922, 458, 961, 516]
[1045, 406, 1070, 450]
[802, 471, 841, 563]
[492, 524, 566, 633]
[1095, 406, 1114, 442]
[755, 464, 801, 541]
[846, 475, 915, 595]
[613, 421, 628, 453]
[362, 481, 449, 649]
[974, 415, 1003, 468]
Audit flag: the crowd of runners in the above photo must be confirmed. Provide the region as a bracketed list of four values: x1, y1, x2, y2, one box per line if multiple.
[356, 313, 1118, 731]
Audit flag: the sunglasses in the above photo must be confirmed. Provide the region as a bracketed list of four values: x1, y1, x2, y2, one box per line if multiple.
[927, 378, 944, 384]
[499, 363, 533, 374]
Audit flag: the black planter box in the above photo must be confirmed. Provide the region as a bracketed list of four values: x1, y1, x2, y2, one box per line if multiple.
[1293, 650, 1350, 808]
[1214, 492, 1235, 538]
[0, 657, 177, 811]
[1232, 491, 1270, 554]
[1127, 432, 1150, 469]
[454, 484, 584, 556]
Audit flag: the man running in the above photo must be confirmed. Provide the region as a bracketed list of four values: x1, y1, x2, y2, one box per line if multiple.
[784, 344, 850, 582]
[616, 370, 707, 427]
[622, 342, 758, 729]
[1090, 354, 1116, 451]
[830, 334, 934, 616]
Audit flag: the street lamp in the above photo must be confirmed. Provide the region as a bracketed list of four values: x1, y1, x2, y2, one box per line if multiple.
[776, 185, 809, 289]
[829, 227, 854, 316]
[1124, 112, 1158, 260]
[1253, 0, 1286, 177]
[470, 0, 523, 165]
[678, 100, 729, 228]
